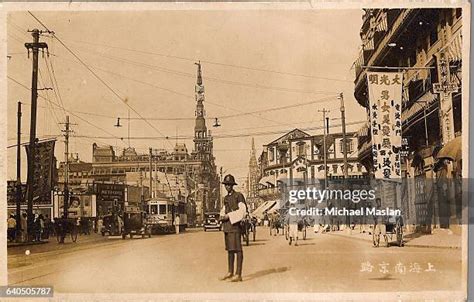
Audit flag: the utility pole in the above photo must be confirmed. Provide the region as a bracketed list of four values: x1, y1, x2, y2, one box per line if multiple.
[219, 167, 223, 210]
[339, 93, 348, 180]
[318, 108, 329, 190]
[25, 29, 49, 241]
[339, 93, 350, 228]
[149, 148, 153, 200]
[16, 101, 22, 241]
[60, 116, 74, 219]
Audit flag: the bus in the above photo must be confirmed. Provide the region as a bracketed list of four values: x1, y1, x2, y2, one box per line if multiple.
[146, 197, 187, 234]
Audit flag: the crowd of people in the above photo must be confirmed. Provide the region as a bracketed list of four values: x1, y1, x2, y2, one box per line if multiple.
[6, 212, 98, 243]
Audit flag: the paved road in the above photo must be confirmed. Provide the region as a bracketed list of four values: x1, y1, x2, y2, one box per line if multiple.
[7, 227, 462, 293]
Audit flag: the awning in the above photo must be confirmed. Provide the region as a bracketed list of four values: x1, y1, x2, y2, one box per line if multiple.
[437, 136, 462, 161]
[258, 175, 274, 186]
[447, 32, 462, 62]
[252, 199, 279, 219]
[266, 200, 282, 214]
[402, 91, 437, 123]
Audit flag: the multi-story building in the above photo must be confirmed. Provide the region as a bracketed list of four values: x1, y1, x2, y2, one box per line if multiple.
[254, 129, 366, 216]
[57, 63, 220, 224]
[353, 9, 463, 231]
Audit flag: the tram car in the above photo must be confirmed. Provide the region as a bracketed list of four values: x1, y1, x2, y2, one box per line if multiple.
[146, 197, 187, 234]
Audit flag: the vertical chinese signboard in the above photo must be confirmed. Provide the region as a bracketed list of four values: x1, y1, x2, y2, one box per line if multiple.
[25, 140, 56, 203]
[367, 72, 403, 179]
[433, 52, 458, 144]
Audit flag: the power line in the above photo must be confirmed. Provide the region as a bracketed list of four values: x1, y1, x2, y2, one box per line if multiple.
[28, 11, 172, 147]
[8, 75, 127, 146]
[45, 56, 67, 115]
[71, 45, 339, 95]
[71, 120, 366, 141]
[52, 53, 286, 126]
[64, 37, 353, 83]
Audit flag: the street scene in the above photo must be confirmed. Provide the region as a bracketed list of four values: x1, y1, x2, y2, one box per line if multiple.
[5, 7, 466, 297]
[8, 227, 461, 293]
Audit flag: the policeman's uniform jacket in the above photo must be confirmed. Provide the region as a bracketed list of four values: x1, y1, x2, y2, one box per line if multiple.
[220, 190, 247, 251]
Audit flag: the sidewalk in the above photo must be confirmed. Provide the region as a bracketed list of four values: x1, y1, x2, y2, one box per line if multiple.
[324, 227, 461, 249]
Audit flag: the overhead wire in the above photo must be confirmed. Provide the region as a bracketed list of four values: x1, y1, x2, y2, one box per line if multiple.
[28, 11, 173, 147]
[8, 75, 127, 146]
[69, 45, 339, 96]
[64, 38, 354, 83]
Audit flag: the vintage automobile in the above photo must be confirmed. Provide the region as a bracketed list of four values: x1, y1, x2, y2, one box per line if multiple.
[203, 212, 221, 232]
[122, 206, 151, 239]
[101, 214, 122, 236]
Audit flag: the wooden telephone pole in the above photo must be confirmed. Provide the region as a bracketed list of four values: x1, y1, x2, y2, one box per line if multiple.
[16, 102, 22, 241]
[318, 108, 329, 189]
[60, 116, 74, 218]
[24, 29, 49, 241]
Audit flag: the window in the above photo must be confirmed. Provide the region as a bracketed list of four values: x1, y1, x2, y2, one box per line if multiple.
[149, 205, 158, 214]
[338, 139, 353, 155]
[297, 142, 305, 157]
[269, 148, 274, 162]
[159, 205, 166, 215]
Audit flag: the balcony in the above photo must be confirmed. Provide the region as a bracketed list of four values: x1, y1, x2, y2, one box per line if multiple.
[354, 9, 416, 99]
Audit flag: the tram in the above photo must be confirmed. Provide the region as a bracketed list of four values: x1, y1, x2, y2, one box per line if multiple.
[146, 197, 187, 234]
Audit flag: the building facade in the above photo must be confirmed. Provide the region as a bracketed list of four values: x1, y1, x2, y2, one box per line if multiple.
[353, 8, 463, 231]
[57, 63, 220, 224]
[255, 129, 366, 216]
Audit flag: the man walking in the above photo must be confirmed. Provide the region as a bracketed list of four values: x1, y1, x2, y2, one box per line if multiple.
[7, 214, 17, 242]
[174, 214, 180, 235]
[219, 174, 246, 282]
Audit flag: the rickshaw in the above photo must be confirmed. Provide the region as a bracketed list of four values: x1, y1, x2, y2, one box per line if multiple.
[122, 206, 151, 239]
[55, 217, 78, 243]
[373, 214, 404, 247]
[297, 217, 309, 240]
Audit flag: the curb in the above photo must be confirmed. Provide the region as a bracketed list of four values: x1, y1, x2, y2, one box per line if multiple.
[7, 241, 49, 248]
[326, 232, 461, 250]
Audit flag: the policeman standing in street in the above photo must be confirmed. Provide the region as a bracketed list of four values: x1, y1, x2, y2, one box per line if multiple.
[219, 174, 247, 282]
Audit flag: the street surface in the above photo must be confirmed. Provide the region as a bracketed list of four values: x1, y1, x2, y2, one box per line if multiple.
[8, 227, 462, 293]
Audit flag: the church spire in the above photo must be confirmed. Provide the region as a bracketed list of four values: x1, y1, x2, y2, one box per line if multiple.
[196, 60, 202, 86]
[193, 62, 212, 159]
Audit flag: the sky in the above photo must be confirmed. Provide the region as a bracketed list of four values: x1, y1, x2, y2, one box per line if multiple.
[6, 9, 366, 186]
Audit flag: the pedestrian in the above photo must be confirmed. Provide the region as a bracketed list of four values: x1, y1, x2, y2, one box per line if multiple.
[174, 214, 180, 235]
[219, 174, 246, 282]
[373, 198, 387, 246]
[117, 215, 124, 235]
[33, 214, 41, 242]
[288, 208, 299, 246]
[39, 214, 45, 239]
[97, 216, 104, 235]
[20, 212, 27, 242]
[43, 215, 51, 239]
[7, 214, 17, 242]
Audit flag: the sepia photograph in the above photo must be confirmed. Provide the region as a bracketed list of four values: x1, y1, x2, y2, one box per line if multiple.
[1, 3, 469, 300]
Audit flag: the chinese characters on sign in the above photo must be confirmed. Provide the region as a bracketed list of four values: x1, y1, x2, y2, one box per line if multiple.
[25, 140, 56, 204]
[367, 72, 403, 179]
[433, 52, 458, 144]
[360, 261, 436, 274]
